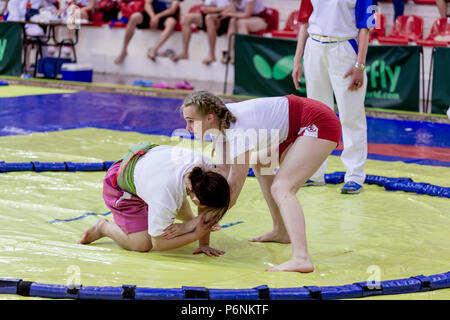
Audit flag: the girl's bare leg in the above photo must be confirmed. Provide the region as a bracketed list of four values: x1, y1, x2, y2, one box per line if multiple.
[147, 17, 177, 60]
[114, 12, 144, 64]
[266, 136, 336, 273]
[172, 13, 202, 61]
[222, 18, 236, 63]
[78, 218, 152, 252]
[202, 14, 219, 64]
[236, 16, 267, 34]
[249, 148, 290, 244]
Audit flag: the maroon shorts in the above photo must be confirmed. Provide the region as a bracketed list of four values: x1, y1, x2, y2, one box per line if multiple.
[278, 95, 342, 160]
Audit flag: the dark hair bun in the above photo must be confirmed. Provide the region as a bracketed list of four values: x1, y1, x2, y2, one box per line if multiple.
[190, 167, 204, 180]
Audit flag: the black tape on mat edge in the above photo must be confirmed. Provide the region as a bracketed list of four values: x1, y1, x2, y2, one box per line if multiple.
[254, 285, 270, 300]
[184, 287, 210, 299]
[67, 284, 81, 296]
[122, 285, 136, 300]
[17, 280, 34, 297]
[304, 286, 322, 300]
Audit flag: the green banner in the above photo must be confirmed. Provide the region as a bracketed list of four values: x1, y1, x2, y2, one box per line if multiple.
[431, 47, 450, 115]
[0, 22, 22, 76]
[365, 45, 421, 111]
[234, 35, 421, 112]
[234, 34, 306, 97]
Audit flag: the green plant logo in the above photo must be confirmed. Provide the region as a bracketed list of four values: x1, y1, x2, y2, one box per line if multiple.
[0, 39, 7, 62]
[253, 54, 295, 80]
[252, 54, 306, 93]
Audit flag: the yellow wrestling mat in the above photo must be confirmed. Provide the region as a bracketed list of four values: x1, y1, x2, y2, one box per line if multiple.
[0, 128, 448, 300]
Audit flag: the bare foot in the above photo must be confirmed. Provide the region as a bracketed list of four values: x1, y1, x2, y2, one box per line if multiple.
[78, 219, 107, 245]
[202, 56, 216, 65]
[114, 52, 127, 64]
[172, 53, 189, 62]
[248, 229, 290, 244]
[147, 49, 157, 61]
[266, 257, 314, 273]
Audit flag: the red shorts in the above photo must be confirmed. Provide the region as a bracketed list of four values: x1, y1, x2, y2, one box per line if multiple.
[102, 162, 148, 234]
[278, 95, 342, 160]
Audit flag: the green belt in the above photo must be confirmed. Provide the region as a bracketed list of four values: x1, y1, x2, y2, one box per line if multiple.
[113, 141, 159, 195]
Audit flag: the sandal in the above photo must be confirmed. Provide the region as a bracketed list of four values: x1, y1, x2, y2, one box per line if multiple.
[152, 81, 175, 89]
[175, 80, 194, 90]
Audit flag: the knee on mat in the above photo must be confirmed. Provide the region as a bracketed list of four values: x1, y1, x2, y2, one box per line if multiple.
[130, 241, 152, 253]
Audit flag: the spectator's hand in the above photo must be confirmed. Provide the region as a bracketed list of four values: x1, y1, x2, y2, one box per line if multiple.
[344, 67, 364, 91]
[220, 9, 234, 18]
[150, 15, 160, 29]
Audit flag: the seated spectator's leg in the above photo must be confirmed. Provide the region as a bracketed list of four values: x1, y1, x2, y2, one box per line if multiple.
[80, 7, 91, 21]
[236, 16, 267, 35]
[202, 14, 220, 65]
[436, 0, 449, 18]
[392, 0, 405, 21]
[114, 12, 144, 64]
[172, 13, 203, 61]
[147, 16, 177, 61]
[222, 17, 237, 64]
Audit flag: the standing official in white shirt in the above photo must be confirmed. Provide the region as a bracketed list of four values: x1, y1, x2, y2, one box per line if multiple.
[292, 0, 375, 194]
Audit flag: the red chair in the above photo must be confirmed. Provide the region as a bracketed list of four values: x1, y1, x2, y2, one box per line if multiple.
[188, 4, 204, 13]
[272, 10, 300, 39]
[413, 0, 436, 4]
[417, 18, 450, 47]
[110, 0, 145, 28]
[250, 7, 279, 36]
[186, 4, 205, 32]
[378, 15, 424, 44]
[369, 12, 386, 42]
[85, 11, 106, 27]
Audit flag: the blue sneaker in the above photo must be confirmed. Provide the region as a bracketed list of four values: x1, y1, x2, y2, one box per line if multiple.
[341, 181, 362, 194]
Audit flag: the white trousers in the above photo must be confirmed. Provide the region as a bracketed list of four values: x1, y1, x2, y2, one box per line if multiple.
[303, 37, 368, 186]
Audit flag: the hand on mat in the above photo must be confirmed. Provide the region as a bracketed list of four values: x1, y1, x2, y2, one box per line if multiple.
[193, 245, 225, 257]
